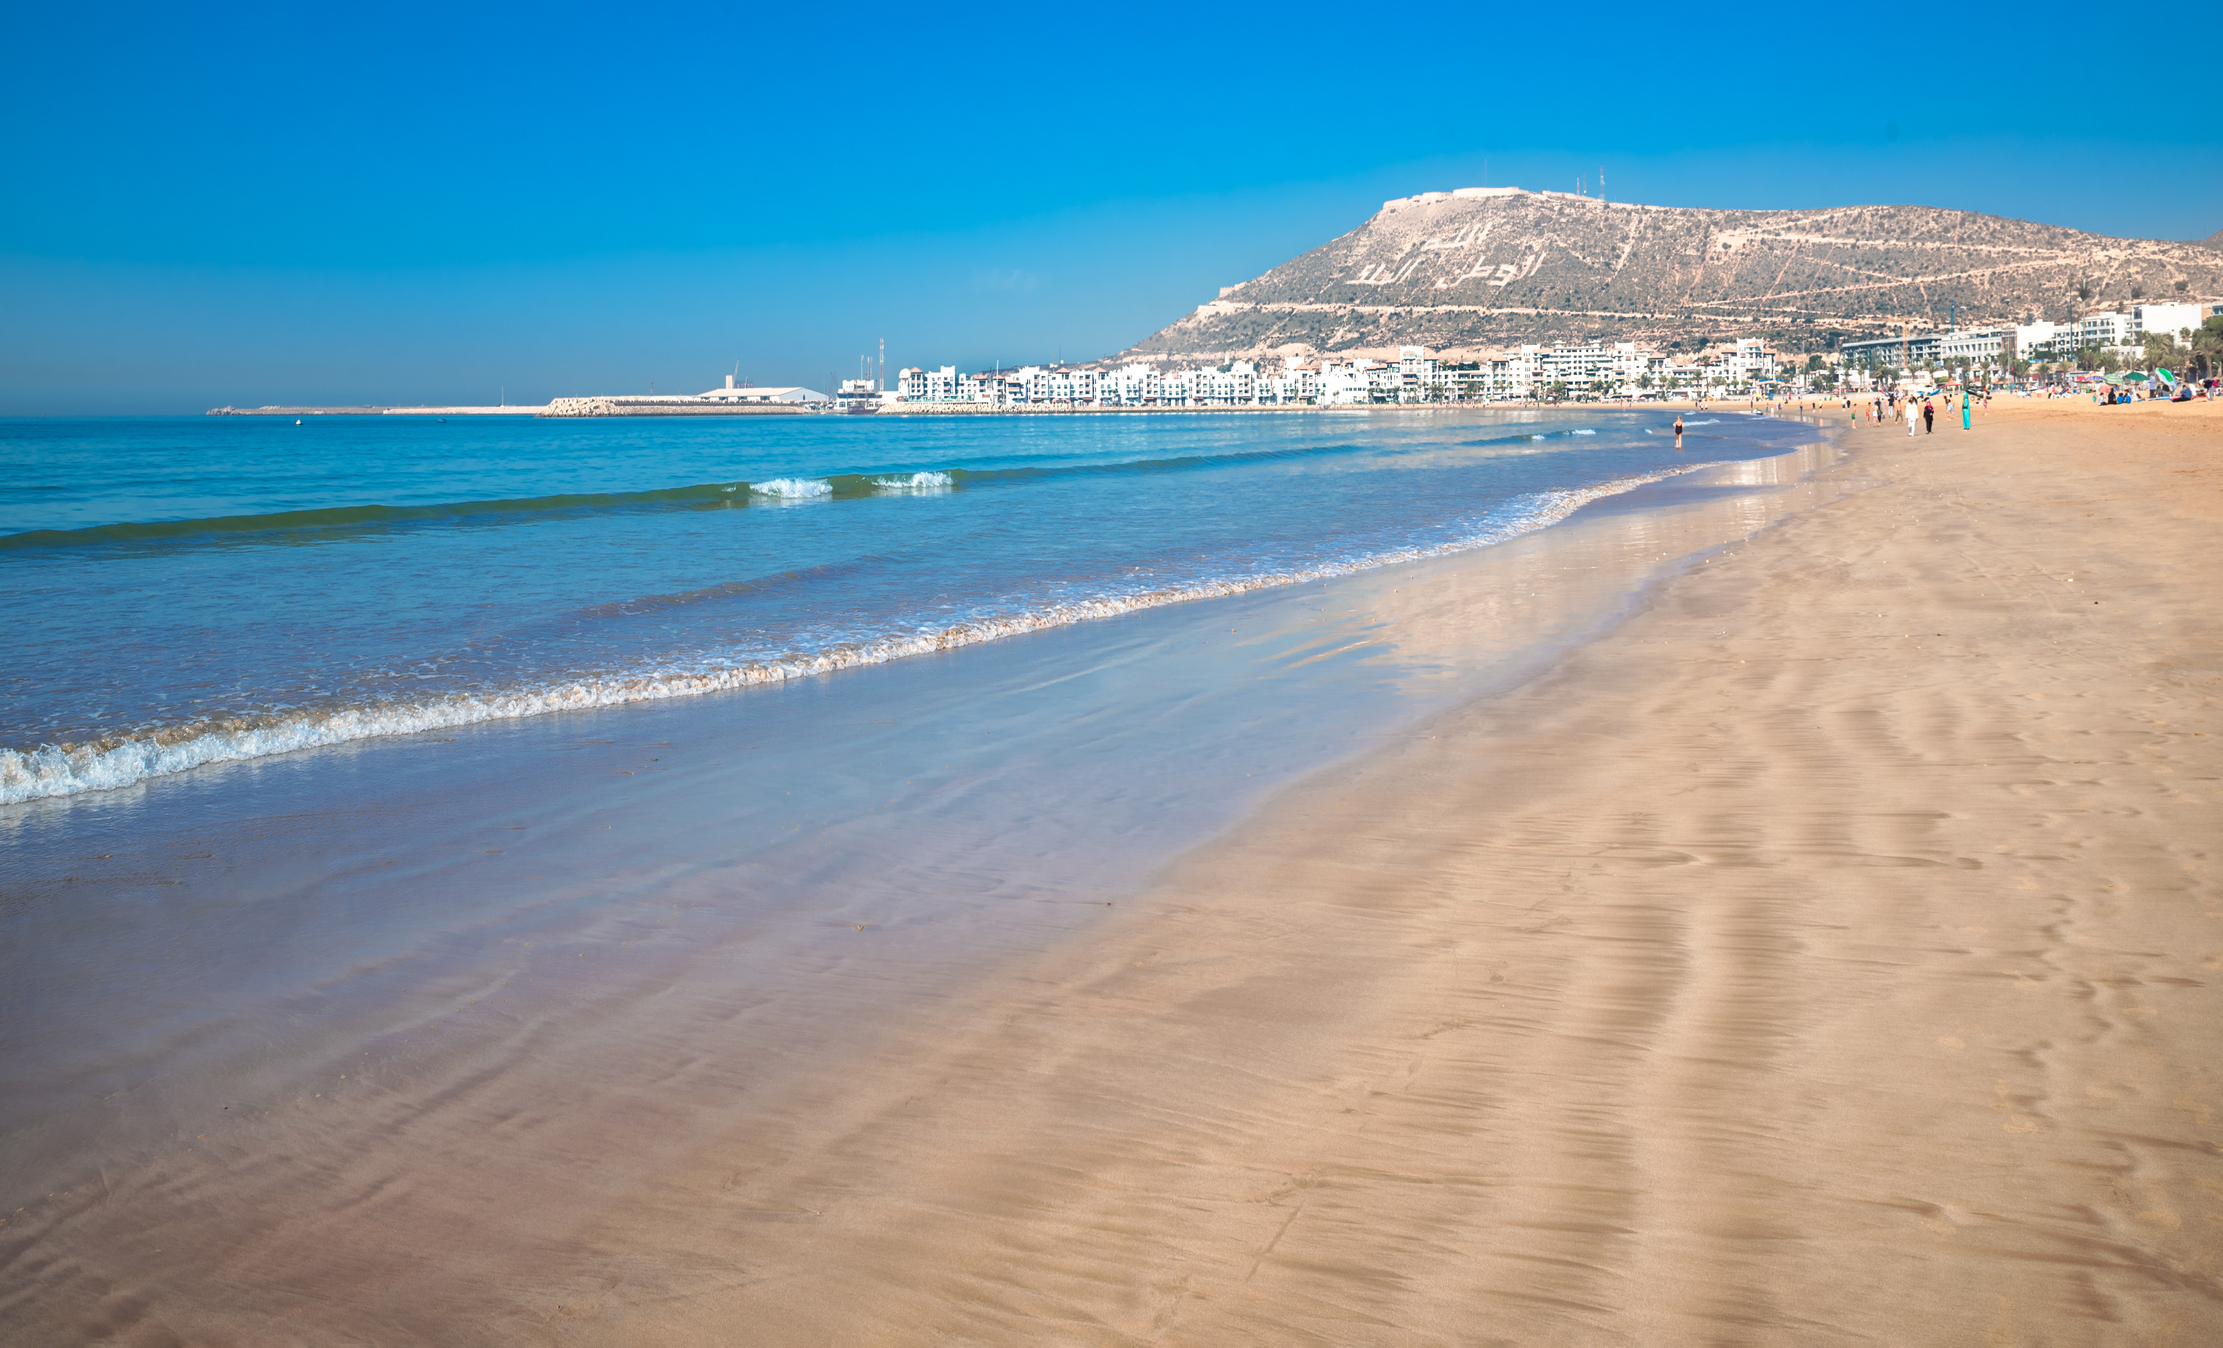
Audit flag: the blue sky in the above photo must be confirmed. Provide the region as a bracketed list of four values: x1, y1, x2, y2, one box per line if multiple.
[5, 1, 2217, 413]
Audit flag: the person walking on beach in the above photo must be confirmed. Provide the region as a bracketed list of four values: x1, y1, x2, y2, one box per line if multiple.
[1906, 396, 1920, 436]
[1962, 392, 1972, 431]
[1673, 415, 1685, 450]
[1922, 397, 1935, 434]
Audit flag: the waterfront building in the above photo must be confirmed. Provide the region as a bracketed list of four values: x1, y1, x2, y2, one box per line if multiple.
[1098, 362, 1164, 406]
[896, 291, 2219, 413]
[892, 337, 1805, 409]
[700, 376, 824, 403]
[1319, 359, 1386, 404]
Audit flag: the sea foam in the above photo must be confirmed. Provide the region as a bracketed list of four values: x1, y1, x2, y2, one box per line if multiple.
[750, 477, 832, 499]
[1, 469, 1695, 805]
[873, 471, 954, 491]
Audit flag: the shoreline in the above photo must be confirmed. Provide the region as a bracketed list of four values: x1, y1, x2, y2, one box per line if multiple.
[0, 428, 1844, 1340]
[8, 421, 1811, 806]
[9, 402, 2216, 1340]
[534, 397, 2223, 1339]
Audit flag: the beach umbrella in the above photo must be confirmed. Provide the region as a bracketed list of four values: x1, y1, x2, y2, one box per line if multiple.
[2157, 368, 2176, 386]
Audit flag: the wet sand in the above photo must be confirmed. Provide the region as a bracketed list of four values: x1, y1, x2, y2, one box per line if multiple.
[551, 399, 2222, 1341]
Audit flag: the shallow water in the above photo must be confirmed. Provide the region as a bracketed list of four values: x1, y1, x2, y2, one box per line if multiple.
[3, 411, 1809, 802]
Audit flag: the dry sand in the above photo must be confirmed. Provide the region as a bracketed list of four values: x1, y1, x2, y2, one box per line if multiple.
[532, 398, 2223, 1344]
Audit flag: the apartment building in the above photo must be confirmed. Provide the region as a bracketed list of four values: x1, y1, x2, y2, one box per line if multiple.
[2131, 301, 2214, 341]
[896, 339, 1788, 409]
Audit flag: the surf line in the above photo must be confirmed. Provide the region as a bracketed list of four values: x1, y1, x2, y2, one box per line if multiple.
[2, 467, 1708, 805]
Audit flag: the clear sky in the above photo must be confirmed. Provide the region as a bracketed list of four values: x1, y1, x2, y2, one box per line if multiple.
[5, 1, 2217, 413]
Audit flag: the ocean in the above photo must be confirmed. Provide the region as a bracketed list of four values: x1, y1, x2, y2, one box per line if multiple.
[2, 410, 1806, 804]
[1, 407, 1833, 1323]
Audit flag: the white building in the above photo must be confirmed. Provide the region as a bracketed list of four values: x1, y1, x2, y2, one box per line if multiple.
[1937, 328, 2012, 362]
[1319, 359, 1383, 405]
[700, 376, 825, 404]
[898, 365, 977, 402]
[2013, 321, 2061, 359]
[1261, 360, 1321, 404]
[1045, 367, 1100, 403]
[1186, 362, 1259, 406]
[1098, 363, 1164, 406]
[2132, 301, 2209, 343]
[1711, 338, 1779, 387]
[2076, 312, 2134, 350]
[892, 334, 1803, 410]
[1487, 347, 1543, 398]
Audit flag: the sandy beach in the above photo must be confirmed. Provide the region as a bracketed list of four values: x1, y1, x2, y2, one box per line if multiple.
[5, 398, 2217, 1343]
[509, 398, 2220, 1343]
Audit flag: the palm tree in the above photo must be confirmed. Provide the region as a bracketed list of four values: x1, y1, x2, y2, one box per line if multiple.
[2190, 317, 2223, 381]
[2141, 332, 2186, 374]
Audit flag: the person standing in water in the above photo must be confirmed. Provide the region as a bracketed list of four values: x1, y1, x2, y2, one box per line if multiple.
[1673, 414, 1685, 450]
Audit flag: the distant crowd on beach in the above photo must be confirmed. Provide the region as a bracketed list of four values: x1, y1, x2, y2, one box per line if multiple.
[1759, 372, 2217, 441]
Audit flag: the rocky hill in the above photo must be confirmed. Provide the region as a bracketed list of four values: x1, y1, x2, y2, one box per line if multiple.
[1117, 188, 2223, 364]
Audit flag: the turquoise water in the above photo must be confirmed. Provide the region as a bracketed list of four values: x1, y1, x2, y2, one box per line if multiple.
[2, 411, 1810, 803]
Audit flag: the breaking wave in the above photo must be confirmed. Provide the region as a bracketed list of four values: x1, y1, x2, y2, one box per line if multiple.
[873, 471, 953, 491]
[4, 439, 1584, 552]
[1, 469, 1693, 805]
[749, 477, 833, 500]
